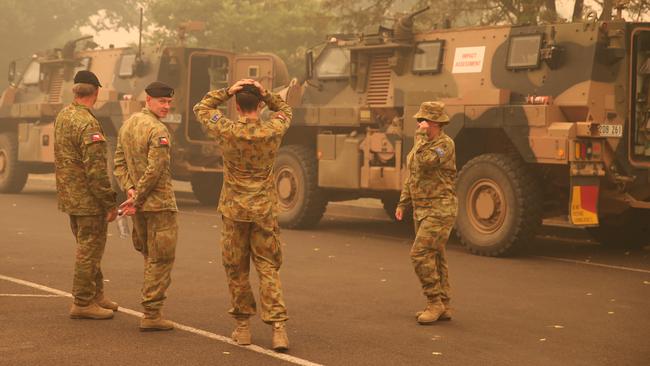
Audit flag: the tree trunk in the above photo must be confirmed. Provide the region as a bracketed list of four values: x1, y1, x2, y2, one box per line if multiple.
[600, 0, 613, 21]
[572, 0, 584, 22]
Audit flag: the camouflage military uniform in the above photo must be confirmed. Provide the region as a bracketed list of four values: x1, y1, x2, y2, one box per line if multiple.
[114, 108, 178, 315]
[193, 88, 291, 323]
[54, 102, 117, 306]
[398, 106, 457, 305]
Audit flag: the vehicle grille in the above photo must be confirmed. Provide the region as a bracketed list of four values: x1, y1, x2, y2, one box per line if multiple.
[366, 53, 392, 106]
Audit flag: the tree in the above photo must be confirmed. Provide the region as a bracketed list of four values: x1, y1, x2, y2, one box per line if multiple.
[0, 0, 140, 89]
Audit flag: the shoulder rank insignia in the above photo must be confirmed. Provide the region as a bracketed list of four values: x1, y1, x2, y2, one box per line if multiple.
[159, 136, 170, 146]
[434, 147, 445, 158]
[211, 113, 222, 123]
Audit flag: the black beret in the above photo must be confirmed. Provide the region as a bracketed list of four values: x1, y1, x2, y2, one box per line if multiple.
[145, 81, 174, 98]
[74, 70, 102, 87]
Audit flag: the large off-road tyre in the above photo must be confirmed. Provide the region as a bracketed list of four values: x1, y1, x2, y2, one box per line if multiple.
[191, 172, 223, 205]
[381, 195, 413, 224]
[455, 153, 542, 257]
[275, 145, 327, 229]
[586, 209, 650, 249]
[0, 132, 28, 193]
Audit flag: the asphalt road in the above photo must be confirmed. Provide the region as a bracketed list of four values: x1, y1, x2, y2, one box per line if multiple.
[1, 177, 649, 366]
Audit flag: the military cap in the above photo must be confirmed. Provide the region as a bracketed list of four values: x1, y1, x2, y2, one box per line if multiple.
[73, 70, 102, 87]
[145, 81, 174, 98]
[413, 101, 450, 124]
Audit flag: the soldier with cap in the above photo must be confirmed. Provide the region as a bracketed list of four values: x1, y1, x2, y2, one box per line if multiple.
[193, 79, 291, 352]
[113, 81, 178, 331]
[395, 101, 458, 325]
[54, 70, 119, 320]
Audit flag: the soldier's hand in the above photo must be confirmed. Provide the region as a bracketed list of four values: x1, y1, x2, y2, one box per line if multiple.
[252, 80, 267, 95]
[106, 207, 118, 223]
[228, 79, 252, 95]
[119, 199, 137, 216]
[395, 207, 404, 221]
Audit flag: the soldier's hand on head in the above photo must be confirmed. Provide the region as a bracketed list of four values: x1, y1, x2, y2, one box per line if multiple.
[106, 207, 118, 223]
[228, 79, 253, 95]
[252, 80, 267, 95]
[395, 207, 404, 221]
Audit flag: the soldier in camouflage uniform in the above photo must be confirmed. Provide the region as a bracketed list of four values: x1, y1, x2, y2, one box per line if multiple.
[395, 101, 458, 325]
[114, 81, 178, 331]
[193, 79, 291, 352]
[54, 70, 119, 320]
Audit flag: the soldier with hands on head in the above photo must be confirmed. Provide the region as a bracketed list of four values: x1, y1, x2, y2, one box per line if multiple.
[193, 79, 292, 352]
[114, 81, 178, 331]
[395, 101, 458, 325]
[54, 70, 119, 320]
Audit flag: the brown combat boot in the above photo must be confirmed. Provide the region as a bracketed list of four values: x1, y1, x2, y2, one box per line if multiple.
[416, 299, 446, 324]
[231, 319, 252, 345]
[139, 311, 174, 332]
[94, 294, 118, 311]
[69, 302, 114, 320]
[416, 300, 452, 321]
[271, 322, 289, 352]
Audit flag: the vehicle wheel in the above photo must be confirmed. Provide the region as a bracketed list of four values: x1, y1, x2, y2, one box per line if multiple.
[275, 145, 327, 229]
[0, 132, 28, 193]
[455, 153, 542, 256]
[586, 209, 650, 248]
[191, 172, 223, 205]
[381, 195, 413, 224]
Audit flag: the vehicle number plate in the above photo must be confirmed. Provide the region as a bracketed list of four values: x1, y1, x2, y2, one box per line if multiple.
[597, 124, 623, 137]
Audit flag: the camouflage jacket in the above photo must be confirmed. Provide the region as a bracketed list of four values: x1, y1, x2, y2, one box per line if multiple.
[398, 130, 457, 220]
[114, 108, 177, 212]
[193, 88, 292, 221]
[54, 102, 117, 215]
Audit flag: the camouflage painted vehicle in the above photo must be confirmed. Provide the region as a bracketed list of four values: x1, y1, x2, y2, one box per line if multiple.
[275, 6, 650, 255]
[0, 34, 288, 204]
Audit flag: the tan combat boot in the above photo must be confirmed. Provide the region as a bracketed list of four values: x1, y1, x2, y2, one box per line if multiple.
[69, 302, 114, 320]
[439, 299, 452, 321]
[94, 294, 118, 311]
[271, 322, 289, 352]
[416, 299, 445, 325]
[139, 311, 174, 332]
[231, 319, 252, 345]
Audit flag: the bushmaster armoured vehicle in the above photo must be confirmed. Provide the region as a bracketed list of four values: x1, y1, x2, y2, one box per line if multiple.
[275, 7, 650, 255]
[0, 33, 288, 204]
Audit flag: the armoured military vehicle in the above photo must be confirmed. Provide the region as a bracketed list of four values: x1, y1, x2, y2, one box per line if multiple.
[274, 5, 650, 255]
[0, 30, 289, 205]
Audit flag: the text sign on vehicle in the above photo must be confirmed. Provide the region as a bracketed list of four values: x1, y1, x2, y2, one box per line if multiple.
[597, 124, 623, 137]
[452, 46, 486, 74]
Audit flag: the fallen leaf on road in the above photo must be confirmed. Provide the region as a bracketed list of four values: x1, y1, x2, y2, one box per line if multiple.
[643, 281, 650, 285]
[610, 299, 616, 302]
[222, 351, 230, 355]
[539, 338, 546, 342]
[551, 325, 564, 329]
[431, 352, 443, 356]
[103, 279, 110, 282]
[313, 248, 320, 252]
[608, 311, 614, 315]
[586, 293, 592, 296]
[380, 279, 387, 282]
[208, 261, 213, 264]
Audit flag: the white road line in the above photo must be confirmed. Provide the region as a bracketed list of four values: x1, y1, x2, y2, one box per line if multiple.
[0, 274, 323, 366]
[536, 256, 650, 274]
[0, 294, 65, 298]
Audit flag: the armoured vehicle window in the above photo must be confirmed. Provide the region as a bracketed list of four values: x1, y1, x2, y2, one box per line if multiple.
[119, 54, 136, 77]
[506, 34, 542, 69]
[413, 41, 443, 73]
[315, 47, 350, 79]
[22, 61, 40, 85]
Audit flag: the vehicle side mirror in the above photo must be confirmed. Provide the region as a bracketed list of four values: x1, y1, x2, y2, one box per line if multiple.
[8, 61, 16, 83]
[305, 50, 314, 80]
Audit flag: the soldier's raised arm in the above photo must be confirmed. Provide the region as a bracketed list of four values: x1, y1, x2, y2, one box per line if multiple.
[80, 122, 117, 210]
[193, 88, 237, 143]
[133, 127, 171, 207]
[414, 130, 454, 168]
[261, 89, 292, 135]
[113, 132, 135, 192]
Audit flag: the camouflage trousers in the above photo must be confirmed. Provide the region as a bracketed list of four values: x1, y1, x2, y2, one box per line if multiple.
[220, 215, 288, 324]
[69, 215, 108, 306]
[132, 211, 178, 315]
[411, 215, 456, 303]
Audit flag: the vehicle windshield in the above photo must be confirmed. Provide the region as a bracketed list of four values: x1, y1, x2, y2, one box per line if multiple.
[315, 47, 350, 78]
